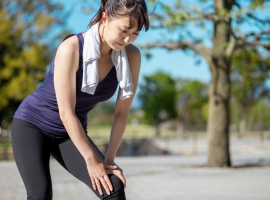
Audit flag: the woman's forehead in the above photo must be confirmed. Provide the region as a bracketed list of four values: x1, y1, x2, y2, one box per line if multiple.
[113, 16, 138, 29]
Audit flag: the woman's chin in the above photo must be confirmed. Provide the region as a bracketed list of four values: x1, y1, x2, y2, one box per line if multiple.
[112, 46, 123, 52]
[111, 43, 125, 51]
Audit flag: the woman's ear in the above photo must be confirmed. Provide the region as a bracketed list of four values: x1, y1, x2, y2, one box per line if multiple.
[101, 12, 108, 25]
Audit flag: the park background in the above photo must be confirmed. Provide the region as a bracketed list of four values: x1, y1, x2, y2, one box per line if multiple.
[0, 0, 270, 199]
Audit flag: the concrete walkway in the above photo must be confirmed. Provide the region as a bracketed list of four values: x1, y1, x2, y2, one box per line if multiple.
[1, 138, 270, 200]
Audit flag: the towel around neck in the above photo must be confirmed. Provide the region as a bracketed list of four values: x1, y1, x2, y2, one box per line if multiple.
[81, 22, 134, 100]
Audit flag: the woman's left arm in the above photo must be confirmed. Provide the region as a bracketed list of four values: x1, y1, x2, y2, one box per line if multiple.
[105, 44, 141, 164]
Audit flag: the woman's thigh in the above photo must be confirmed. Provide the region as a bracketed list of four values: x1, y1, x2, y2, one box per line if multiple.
[51, 136, 126, 200]
[11, 118, 52, 200]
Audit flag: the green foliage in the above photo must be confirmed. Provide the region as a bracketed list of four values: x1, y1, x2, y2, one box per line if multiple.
[176, 78, 209, 125]
[0, 0, 70, 123]
[87, 101, 148, 126]
[249, 0, 267, 9]
[248, 99, 270, 127]
[141, 0, 270, 166]
[138, 71, 177, 126]
[231, 98, 270, 129]
[231, 48, 270, 126]
[149, 0, 270, 40]
[87, 102, 115, 126]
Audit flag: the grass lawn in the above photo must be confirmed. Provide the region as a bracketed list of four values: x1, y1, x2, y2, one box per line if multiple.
[87, 124, 184, 141]
[0, 142, 12, 148]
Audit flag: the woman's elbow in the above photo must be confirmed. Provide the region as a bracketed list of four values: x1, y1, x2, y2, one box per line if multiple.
[59, 110, 75, 123]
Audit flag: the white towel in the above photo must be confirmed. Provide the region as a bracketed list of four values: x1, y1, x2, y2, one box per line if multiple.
[82, 22, 133, 100]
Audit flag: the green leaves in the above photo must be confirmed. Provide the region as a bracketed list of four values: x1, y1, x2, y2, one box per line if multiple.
[0, 0, 69, 122]
[176, 78, 208, 124]
[231, 48, 270, 125]
[249, 0, 268, 10]
[138, 71, 177, 126]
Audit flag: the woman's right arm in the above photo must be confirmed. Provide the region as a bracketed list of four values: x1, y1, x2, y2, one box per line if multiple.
[53, 38, 115, 196]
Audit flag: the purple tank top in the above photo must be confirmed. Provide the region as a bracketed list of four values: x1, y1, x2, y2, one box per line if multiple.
[14, 33, 118, 136]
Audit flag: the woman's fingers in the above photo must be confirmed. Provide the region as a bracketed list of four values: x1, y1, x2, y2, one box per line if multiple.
[92, 175, 112, 196]
[87, 161, 117, 196]
[104, 163, 118, 169]
[94, 178, 103, 196]
[106, 169, 127, 188]
[99, 175, 112, 195]
[91, 177, 96, 190]
[103, 175, 113, 192]
[117, 172, 127, 188]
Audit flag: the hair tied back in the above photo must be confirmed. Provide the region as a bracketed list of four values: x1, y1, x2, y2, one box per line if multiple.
[135, 0, 142, 5]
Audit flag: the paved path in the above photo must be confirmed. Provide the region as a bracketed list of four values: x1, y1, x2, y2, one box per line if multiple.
[1, 137, 270, 200]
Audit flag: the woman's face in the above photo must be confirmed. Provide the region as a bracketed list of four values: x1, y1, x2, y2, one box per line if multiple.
[102, 14, 140, 51]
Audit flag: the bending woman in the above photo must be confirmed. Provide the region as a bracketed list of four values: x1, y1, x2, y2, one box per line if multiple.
[11, 0, 150, 199]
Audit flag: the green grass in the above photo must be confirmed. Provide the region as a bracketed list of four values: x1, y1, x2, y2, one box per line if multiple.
[0, 142, 12, 148]
[88, 124, 155, 141]
[87, 124, 185, 140]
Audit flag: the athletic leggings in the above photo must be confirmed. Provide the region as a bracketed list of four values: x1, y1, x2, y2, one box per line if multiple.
[11, 118, 126, 200]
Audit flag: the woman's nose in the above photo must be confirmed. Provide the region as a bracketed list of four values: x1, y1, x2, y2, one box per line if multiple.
[123, 35, 130, 44]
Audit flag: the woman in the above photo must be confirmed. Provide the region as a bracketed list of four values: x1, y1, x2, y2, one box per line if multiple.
[11, 0, 150, 199]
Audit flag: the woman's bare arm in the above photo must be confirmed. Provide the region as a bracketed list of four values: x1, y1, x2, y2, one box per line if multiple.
[105, 44, 141, 163]
[54, 37, 114, 196]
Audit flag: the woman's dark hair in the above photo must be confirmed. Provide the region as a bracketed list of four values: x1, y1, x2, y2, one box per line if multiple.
[89, 0, 150, 32]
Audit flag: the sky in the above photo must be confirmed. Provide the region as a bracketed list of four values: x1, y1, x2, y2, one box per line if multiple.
[60, 1, 211, 82]
[54, 0, 269, 108]
[54, 0, 211, 107]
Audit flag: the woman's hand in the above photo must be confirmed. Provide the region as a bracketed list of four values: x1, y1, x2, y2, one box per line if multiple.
[86, 158, 117, 196]
[104, 162, 126, 188]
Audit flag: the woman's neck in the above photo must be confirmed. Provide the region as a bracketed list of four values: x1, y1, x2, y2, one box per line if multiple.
[98, 23, 112, 57]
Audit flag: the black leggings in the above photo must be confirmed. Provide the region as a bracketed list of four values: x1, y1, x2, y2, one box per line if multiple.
[11, 118, 126, 200]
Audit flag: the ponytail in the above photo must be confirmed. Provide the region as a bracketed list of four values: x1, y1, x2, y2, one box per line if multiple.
[88, 0, 107, 28]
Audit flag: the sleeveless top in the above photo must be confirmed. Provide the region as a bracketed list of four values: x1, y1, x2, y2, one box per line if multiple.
[14, 33, 119, 136]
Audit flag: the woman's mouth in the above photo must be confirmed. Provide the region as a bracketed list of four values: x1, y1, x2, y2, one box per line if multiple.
[117, 42, 125, 47]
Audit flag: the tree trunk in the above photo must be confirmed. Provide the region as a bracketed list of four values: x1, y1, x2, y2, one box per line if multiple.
[207, 0, 232, 167]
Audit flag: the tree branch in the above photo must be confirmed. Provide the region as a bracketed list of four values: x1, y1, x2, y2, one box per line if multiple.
[151, 13, 165, 21]
[238, 29, 270, 40]
[226, 39, 237, 59]
[150, 12, 227, 29]
[246, 13, 270, 24]
[237, 39, 270, 50]
[137, 41, 212, 63]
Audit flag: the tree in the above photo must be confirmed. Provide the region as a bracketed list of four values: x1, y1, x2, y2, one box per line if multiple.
[231, 48, 270, 136]
[88, 102, 115, 125]
[176, 78, 208, 135]
[139, 0, 270, 167]
[138, 71, 177, 136]
[248, 98, 270, 128]
[0, 0, 70, 125]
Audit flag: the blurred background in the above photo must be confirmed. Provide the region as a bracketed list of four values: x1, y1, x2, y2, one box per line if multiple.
[0, 0, 270, 166]
[1, 0, 270, 167]
[1, 0, 270, 199]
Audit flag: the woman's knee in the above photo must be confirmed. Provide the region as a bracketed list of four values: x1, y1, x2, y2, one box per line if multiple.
[102, 174, 126, 200]
[111, 174, 125, 192]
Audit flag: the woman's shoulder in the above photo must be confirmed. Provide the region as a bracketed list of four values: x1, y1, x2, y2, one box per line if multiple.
[56, 34, 80, 58]
[125, 44, 141, 61]
[54, 34, 82, 71]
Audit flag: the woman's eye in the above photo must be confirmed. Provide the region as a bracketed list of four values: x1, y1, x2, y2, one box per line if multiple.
[120, 29, 127, 33]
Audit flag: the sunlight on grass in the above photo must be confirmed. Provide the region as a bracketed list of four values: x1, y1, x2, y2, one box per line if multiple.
[88, 124, 184, 140]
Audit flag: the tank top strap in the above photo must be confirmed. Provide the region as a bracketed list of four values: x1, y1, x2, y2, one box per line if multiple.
[75, 33, 84, 72]
[76, 33, 84, 57]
